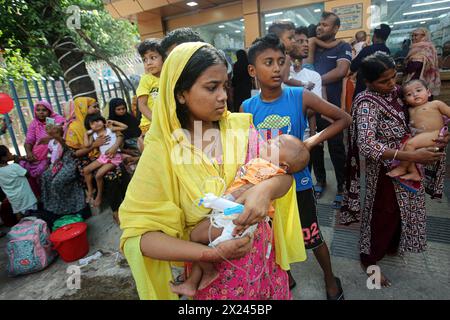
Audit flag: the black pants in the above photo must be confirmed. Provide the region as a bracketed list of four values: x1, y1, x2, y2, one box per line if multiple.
[310, 114, 346, 192]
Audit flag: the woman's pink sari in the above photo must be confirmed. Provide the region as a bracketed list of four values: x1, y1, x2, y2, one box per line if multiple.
[194, 127, 291, 300]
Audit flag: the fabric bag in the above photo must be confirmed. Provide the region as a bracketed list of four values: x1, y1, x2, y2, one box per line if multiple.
[6, 217, 56, 276]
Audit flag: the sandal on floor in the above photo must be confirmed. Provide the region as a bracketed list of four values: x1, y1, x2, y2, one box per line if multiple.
[327, 277, 344, 300]
[332, 194, 343, 209]
[289, 279, 297, 290]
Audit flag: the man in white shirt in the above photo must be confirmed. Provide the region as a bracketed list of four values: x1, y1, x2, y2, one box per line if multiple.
[288, 26, 323, 99]
[286, 26, 323, 140]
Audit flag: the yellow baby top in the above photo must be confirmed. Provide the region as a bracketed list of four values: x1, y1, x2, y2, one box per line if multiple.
[136, 73, 160, 132]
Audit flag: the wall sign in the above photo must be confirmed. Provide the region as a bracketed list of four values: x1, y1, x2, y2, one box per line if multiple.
[332, 3, 363, 31]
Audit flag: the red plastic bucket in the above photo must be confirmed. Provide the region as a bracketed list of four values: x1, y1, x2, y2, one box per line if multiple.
[50, 222, 89, 262]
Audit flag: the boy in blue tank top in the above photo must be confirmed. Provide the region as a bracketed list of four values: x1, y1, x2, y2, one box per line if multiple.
[241, 33, 351, 300]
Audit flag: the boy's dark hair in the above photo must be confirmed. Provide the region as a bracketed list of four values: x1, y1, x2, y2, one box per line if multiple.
[267, 21, 295, 37]
[174, 45, 227, 129]
[307, 24, 317, 38]
[0, 145, 9, 159]
[403, 79, 429, 90]
[160, 28, 204, 54]
[373, 24, 391, 41]
[355, 30, 367, 42]
[248, 33, 285, 65]
[84, 113, 106, 130]
[137, 38, 165, 59]
[321, 11, 341, 27]
[295, 26, 309, 37]
[359, 52, 395, 83]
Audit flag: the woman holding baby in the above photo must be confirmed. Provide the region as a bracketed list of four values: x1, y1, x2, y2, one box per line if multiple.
[339, 52, 449, 288]
[119, 43, 308, 300]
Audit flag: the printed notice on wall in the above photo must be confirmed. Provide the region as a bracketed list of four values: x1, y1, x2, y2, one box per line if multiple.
[332, 3, 363, 31]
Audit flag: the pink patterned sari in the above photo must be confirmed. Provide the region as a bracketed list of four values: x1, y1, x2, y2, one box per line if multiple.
[194, 126, 291, 300]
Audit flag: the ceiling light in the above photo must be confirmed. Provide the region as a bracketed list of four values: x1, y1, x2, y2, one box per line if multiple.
[403, 6, 450, 15]
[438, 13, 447, 17]
[393, 17, 434, 24]
[186, 2, 198, 7]
[420, 21, 427, 24]
[240, 18, 244, 22]
[235, 30, 241, 33]
[412, 0, 450, 7]
[314, 9, 322, 12]
[218, 25, 225, 28]
[265, 12, 283, 17]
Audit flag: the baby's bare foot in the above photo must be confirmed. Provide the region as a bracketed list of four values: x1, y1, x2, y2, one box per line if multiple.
[169, 281, 197, 297]
[198, 268, 219, 290]
[387, 167, 408, 178]
[400, 172, 422, 181]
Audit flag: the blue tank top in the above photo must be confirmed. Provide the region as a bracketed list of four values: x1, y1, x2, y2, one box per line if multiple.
[242, 87, 313, 191]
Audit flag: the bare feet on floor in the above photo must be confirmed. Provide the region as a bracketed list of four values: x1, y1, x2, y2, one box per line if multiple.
[360, 263, 392, 288]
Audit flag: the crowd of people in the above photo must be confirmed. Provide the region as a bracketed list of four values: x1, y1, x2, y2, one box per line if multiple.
[0, 10, 449, 300]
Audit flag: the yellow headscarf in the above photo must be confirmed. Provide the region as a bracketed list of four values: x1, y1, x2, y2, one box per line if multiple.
[119, 42, 306, 300]
[65, 97, 97, 150]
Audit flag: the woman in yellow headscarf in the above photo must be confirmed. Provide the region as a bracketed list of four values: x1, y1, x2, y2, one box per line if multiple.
[119, 42, 307, 300]
[64, 97, 129, 222]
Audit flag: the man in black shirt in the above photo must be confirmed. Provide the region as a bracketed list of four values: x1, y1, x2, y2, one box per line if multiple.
[351, 24, 391, 98]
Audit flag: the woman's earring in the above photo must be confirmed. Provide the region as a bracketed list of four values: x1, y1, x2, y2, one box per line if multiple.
[177, 95, 186, 105]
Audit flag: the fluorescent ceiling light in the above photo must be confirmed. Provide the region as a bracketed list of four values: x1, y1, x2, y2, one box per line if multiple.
[218, 25, 225, 28]
[240, 18, 244, 21]
[186, 2, 198, 7]
[403, 6, 450, 15]
[412, 0, 450, 7]
[265, 12, 283, 17]
[314, 9, 322, 12]
[265, 21, 273, 24]
[438, 13, 447, 17]
[393, 17, 434, 24]
[420, 21, 427, 24]
[235, 30, 241, 33]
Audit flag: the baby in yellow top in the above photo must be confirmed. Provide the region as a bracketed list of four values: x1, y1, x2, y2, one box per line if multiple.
[136, 39, 164, 134]
[170, 134, 308, 297]
[387, 80, 450, 181]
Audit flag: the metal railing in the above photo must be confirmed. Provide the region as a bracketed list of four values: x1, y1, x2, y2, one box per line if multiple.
[2, 76, 132, 156]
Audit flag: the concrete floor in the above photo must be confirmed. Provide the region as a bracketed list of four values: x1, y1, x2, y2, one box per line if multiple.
[1, 145, 449, 300]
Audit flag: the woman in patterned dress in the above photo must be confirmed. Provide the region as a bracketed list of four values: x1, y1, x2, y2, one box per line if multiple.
[339, 52, 449, 287]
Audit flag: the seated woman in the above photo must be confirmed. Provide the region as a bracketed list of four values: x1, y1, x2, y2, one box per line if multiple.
[108, 98, 141, 172]
[119, 42, 308, 300]
[64, 97, 130, 224]
[40, 125, 87, 219]
[20, 100, 65, 195]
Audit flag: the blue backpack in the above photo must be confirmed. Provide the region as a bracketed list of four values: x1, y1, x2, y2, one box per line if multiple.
[6, 217, 57, 276]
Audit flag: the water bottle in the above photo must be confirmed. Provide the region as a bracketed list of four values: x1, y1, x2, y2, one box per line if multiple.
[199, 193, 244, 216]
